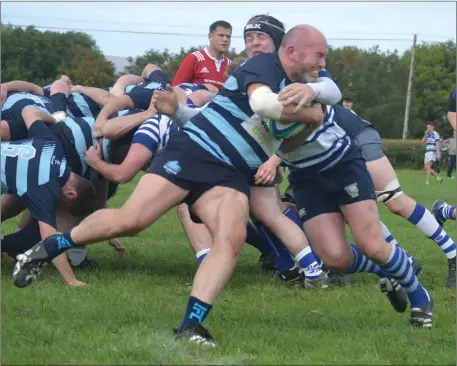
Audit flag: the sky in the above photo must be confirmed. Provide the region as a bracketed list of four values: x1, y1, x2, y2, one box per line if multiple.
[1, 1, 456, 58]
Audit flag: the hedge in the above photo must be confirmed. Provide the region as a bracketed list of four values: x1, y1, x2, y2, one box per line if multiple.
[382, 139, 451, 170]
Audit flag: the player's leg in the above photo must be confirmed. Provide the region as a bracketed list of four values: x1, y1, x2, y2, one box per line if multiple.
[1, 194, 25, 222]
[49, 79, 70, 120]
[174, 186, 249, 345]
[12, 173, 189, 287]
[250, 185, 328, 287]
[338, 159, 433, 327]
[177, 203, 213, 263]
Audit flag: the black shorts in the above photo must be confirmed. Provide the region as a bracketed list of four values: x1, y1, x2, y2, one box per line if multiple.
[4, 118, 28, 140]
[353, 126, 385, 162]
[290, 157, 376, 222]
[147, 131, 250, 210]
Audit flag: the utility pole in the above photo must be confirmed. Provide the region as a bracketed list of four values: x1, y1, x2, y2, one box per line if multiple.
[402, 33, 417, 140]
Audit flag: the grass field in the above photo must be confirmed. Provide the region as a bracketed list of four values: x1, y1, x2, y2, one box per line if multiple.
[1, 169, 456, 365]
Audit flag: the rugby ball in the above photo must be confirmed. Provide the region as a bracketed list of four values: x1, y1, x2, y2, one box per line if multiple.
[267, 119, 308, 139]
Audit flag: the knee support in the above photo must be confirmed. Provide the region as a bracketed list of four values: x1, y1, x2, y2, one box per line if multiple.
[375, 178, 403, 204]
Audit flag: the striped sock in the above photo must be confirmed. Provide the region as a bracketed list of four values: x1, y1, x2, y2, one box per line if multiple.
[442, 205, 457, 220]
[346, 244, 387, 277]
[379, 221, 412, 260]
[408, 203, 456, 259]
[196, 249, 210, 263]
[378, 244, 430, 308]
[295, 247, 322, 279]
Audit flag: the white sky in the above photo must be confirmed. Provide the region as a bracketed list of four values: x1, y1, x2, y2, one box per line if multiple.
[1, 1, 456, 58]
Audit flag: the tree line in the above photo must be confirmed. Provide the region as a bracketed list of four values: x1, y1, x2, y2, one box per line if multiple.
[1, 24, 455, 139]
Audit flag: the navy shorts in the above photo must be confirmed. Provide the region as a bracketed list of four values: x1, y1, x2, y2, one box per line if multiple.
[4, 118, 27, 140]
[147, 131, 250, 210]
[148, 70, 172, 85]
[290, 157, 376, 222]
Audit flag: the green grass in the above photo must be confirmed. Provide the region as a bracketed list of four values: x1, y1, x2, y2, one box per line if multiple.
[2, 169, 456, 365]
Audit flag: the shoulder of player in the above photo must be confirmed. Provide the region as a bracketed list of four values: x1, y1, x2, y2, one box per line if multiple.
[189, 49, 207, 62]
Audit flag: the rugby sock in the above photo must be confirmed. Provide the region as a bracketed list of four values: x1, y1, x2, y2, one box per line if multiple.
[346, 244, 387, 277]
[379, 221, 412, 260]
[245, 221, 271, 255]
[50, 92, 68, 113]
[295, 247, 322, 279]
[177, 296, 213, 332]
[283, 207, 323, 267]
[440, 205, 457, 220]
[255, 222, 296, 270]
[196, 249, 210, 263]
[42, 230, 76, 258]
[378, 244, 431, 308]
[408, 203, 456, 259]
[1, 223, 41, 258]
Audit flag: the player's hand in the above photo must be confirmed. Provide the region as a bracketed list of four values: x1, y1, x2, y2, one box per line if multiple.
[278, 83, 316, 113]
[108, 238, 126, 256]
[71, 85, 83, 93]
[85, 141, 103, 167]
[255, 161, 277, 185]
[67, 279, 88, 287]
[152, 84, 179, 116]
[93, 117, 108, 138]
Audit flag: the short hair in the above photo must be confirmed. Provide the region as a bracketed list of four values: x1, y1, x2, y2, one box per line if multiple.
[71, 175, 96, 216]
[225, 56, 248, 76]
[343, 97, 353, 103]
[109, 128, 137, 165]
[210, 20, 232, 33]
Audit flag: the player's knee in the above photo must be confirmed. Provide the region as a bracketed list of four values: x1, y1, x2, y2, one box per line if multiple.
[1, 121, 11, 141]
[141, 63, 161, 79]
[323, 246, 352, 271]
[177, 203, 190, 222]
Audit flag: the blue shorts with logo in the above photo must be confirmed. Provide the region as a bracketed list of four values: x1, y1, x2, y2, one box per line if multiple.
[289, 148, 376, 222]
[147, 131, 251, 210]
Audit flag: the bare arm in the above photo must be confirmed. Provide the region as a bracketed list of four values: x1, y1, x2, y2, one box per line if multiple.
[93, 95, 136, 137]
[447, 111, 456, 130]
[21, 108, 56, 129]
[2, 81, 44, 96]
[86, 142, 152, 184]
[101, 109, 155, 140]
[111, 74, 145, 97]
[71, 85, 114, 106]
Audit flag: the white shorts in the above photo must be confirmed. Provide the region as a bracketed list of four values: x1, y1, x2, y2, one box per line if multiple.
[424, 152, 437, 163]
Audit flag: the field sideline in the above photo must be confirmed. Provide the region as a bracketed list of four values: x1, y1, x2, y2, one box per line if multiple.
[1, 169, 456, 365]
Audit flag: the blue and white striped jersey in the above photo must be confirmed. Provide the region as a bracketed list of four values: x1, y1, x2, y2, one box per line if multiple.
[278, 104, 351, 174]
[425, 131, 440, 153]
[132, 113, 178, 154]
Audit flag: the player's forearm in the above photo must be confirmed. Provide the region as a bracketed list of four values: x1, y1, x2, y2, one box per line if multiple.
[280, 103, 324, 124]
[96, 95, 135, 127]
[279, 124, 317, 153]
[102, 110, 153, 140]
[77, 86, 113, 106]
[51, 254, 78, 284]
[447, 112, 456, 130]
[91, 159, 136, 184]
[111, 74, 144, 96]
[308, 77, 342, 105]
[171, 104, 200, 128]
[3, 81, 44, 96]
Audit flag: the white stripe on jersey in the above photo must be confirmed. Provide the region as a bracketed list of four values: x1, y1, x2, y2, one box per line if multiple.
[132, 114, 176, 153]
[278, 106, 350, 172]
[192, 51, 204, 61]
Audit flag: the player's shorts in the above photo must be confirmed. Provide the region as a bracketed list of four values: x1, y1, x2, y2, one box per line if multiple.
[353, 126, 385, 162]
[290, 157, 376, 222]
[4, 118, 28, 141]
[147, 131, 250, 211]
[424, 152, 437, 163]
[148, 70, 172, 85]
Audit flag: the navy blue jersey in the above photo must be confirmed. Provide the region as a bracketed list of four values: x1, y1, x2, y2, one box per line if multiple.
[449, 90, 456, 113]
[179, 52, 347, 175]
[42, 86, 101, 118]
[1, 92, 55, 123]
[176, 83, 209, 95]
[125, 81, 168, 111]
[331, 104, 372, 139]
[1, 121, 71, 228]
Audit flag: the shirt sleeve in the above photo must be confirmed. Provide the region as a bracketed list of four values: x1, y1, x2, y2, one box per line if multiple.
[172, 54, 197, 85]
[20, 180, 60, 228]
[235, 54, 285, 93]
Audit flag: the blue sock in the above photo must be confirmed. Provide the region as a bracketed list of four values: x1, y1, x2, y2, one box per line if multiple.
[442, 205, 456, 220]
[378, 245, 430, 308]
[43, 230, 75, 258]
[255, 221, 295, 270]
[196, 249, 210, 263]
[245, 221, 271, 255]
[284, 207, 323, 267]
[408, 203, 456, 259]
[178, 296, 213, 332]
[295, 247, 322, 279]
[346, 244, 388, 277]
[379, 221, 412, 259]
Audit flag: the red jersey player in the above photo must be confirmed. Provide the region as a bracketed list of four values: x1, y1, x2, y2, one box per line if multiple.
[173, 21, 232, 90]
